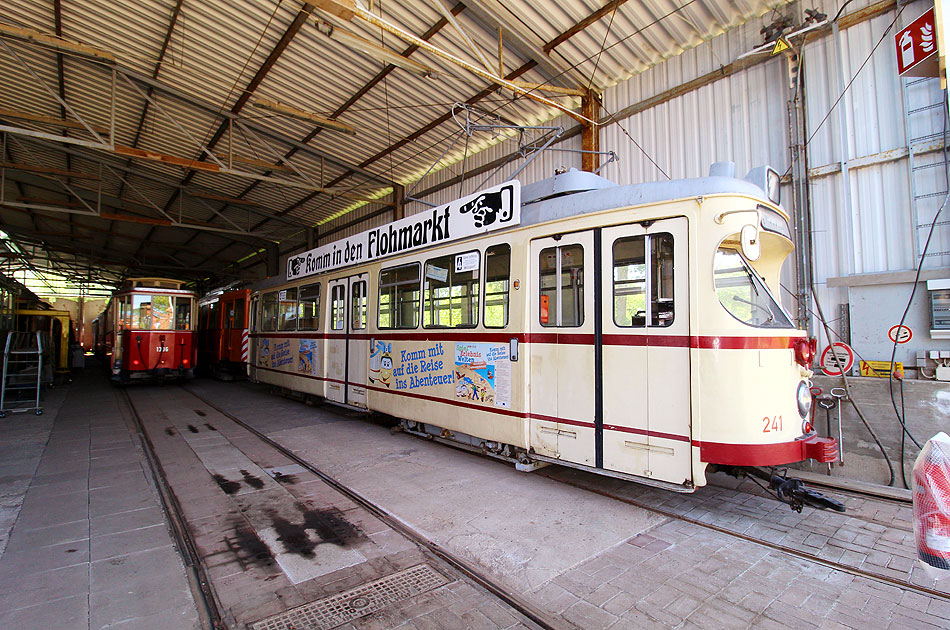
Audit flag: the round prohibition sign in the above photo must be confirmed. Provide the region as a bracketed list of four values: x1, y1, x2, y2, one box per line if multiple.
[888, 324, 913, 344]
[820, 342, 854, 376]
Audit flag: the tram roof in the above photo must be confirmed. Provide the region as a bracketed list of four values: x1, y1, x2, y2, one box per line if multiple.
[521, 162, 777, 227]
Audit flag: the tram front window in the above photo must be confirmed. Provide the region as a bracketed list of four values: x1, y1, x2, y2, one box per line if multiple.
[132, 294, 174, 330]
[714, 247, 792, 328]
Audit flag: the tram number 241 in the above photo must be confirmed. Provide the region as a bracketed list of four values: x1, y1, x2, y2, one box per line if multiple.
[762, 415, 783, 432]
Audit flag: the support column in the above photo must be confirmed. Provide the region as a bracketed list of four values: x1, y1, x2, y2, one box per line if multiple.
[393, 183, 405, 221]
[266, 243, 280, 279]
[581, 89, 602, 173]
[306, 226, 315, 250]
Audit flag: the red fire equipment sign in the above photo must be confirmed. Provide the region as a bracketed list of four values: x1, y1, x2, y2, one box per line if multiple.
[895, 8, 939, 77]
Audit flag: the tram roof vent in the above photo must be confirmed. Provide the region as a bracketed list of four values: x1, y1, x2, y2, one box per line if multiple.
[521, 168, 617, 205]
[709, 161, 736, 178]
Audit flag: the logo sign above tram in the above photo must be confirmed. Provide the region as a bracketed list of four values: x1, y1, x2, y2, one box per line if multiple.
[895, 8, 938, 77]
[287, 181, 521, 281]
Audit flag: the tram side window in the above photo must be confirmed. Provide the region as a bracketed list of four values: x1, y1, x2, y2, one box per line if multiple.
[176, 297, 192, 330]
[613, 234, 674, 328]
[250, 296, 259, 333]
[378, 264, 420, 329]
[352, 281, 367, 330]
[484, 244, 510, 328]
[423, 251, 479, 328]
[331, 284, 345, 331]
[297, 283, 320, 331]
[262, 291, 279, 332]
[118, 297, 131, 330]
[231, 298, 245, 329]
[539, 245, 584, 327]
[279, 288, 297, 331]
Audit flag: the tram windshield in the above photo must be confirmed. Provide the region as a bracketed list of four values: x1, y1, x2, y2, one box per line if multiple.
[714, 248, 793, 329]
[129, 294, 193, 330]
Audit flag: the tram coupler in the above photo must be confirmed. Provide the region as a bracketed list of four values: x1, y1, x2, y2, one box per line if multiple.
[769, 474, 847, 513]
[719, 466, 847, 513]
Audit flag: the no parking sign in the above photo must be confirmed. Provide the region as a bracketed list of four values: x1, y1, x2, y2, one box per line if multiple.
[820, 342, 854, 376]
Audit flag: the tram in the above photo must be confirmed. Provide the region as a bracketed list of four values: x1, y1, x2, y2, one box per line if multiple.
[197, 288, 251, 378]
[245, 162, 840, 510]
[93, 278, 197, 383]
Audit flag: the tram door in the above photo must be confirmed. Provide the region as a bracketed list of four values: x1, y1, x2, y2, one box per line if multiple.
[326, 274, 369, 408]
[222, 294, 246, 363]
[528, 232, 596, 467]
[601, 218, 691, 485]
[528, 219, 691, 485]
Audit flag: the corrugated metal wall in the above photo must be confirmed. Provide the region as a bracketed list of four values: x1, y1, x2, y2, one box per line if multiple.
[804, 0, 947, 279]
[314, 0, 950, 368]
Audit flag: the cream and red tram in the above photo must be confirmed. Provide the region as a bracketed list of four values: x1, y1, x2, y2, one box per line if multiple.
[247, 163, 840, 510]
[95, 278, 197, 383]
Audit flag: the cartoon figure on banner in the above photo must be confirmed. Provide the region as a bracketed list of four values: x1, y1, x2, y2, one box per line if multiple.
[298, 339, 317, 375]
[369, 340, 394, 387]
[259, 338, 270, 368]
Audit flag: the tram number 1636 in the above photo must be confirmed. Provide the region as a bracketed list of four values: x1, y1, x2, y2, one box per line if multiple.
[762, 415, 783, 433]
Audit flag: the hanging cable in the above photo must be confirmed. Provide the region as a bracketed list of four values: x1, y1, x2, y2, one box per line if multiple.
[900, 377, 908, 489]
[811, 288, 895, 486]
[886, 88, 950, 453]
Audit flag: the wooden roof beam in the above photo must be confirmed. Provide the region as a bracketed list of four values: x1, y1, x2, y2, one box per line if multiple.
[0, 22, 115, 63]
[0, 106, 111, 135]
[251, 98, 357, 136]
[544, 0, 630, 53]
[0, 161, 99, 180]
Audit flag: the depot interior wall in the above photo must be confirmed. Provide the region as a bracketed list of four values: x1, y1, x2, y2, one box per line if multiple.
[812, 374, 949, 486]
[804, 0, 950, 371]
[43, 297, 108, 349]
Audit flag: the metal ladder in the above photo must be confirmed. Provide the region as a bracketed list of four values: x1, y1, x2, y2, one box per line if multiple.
[901, 70, 950, 267]
[0, 332, 44, 417]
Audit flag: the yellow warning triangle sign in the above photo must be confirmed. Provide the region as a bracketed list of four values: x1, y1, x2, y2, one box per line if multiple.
[771, 37, 791, 55]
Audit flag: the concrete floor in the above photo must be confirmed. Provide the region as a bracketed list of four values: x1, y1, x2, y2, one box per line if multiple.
[193, 378, 950, 629]
[2, 370, 950, 629]
[0, 369, 200, 630]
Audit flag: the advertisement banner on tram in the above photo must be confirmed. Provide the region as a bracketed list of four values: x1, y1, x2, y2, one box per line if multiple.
[286, 181, 521, 281]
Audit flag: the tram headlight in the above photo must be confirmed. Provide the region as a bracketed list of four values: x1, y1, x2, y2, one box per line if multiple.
[796, 381, 812, 419]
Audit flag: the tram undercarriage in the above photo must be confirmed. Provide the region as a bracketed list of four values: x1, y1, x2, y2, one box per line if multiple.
[398, 418, 846, 513]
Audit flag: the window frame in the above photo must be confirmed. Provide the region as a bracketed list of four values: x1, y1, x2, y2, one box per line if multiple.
[330, 283, 346, 331]
[261, 291, 279, 332]
[297, 282, 321, 331]
[611, 232, 675, 329]
[423, 250, 480, 329]
[351, 280, 367, 330]
[278, 288, 298, 332]
[539, 244, 585, 328]
[377, 263, 421, 330]
[483, 243, 510, 329]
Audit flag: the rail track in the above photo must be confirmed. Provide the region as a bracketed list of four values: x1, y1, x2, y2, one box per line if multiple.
[124, 384, 562, 630]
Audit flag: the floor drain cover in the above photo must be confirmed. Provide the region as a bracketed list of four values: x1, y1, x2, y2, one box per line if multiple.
[251, 564, 449, 630]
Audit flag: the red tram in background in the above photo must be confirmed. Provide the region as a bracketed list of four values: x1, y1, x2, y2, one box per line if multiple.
[92, 278, 197, 383]
[197, 288, 250, 378]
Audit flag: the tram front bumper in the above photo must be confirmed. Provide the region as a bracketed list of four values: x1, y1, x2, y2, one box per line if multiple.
[801, 434, 838, 464]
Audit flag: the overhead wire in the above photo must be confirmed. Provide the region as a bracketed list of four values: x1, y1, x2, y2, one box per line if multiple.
[364, 0, 701, 186]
